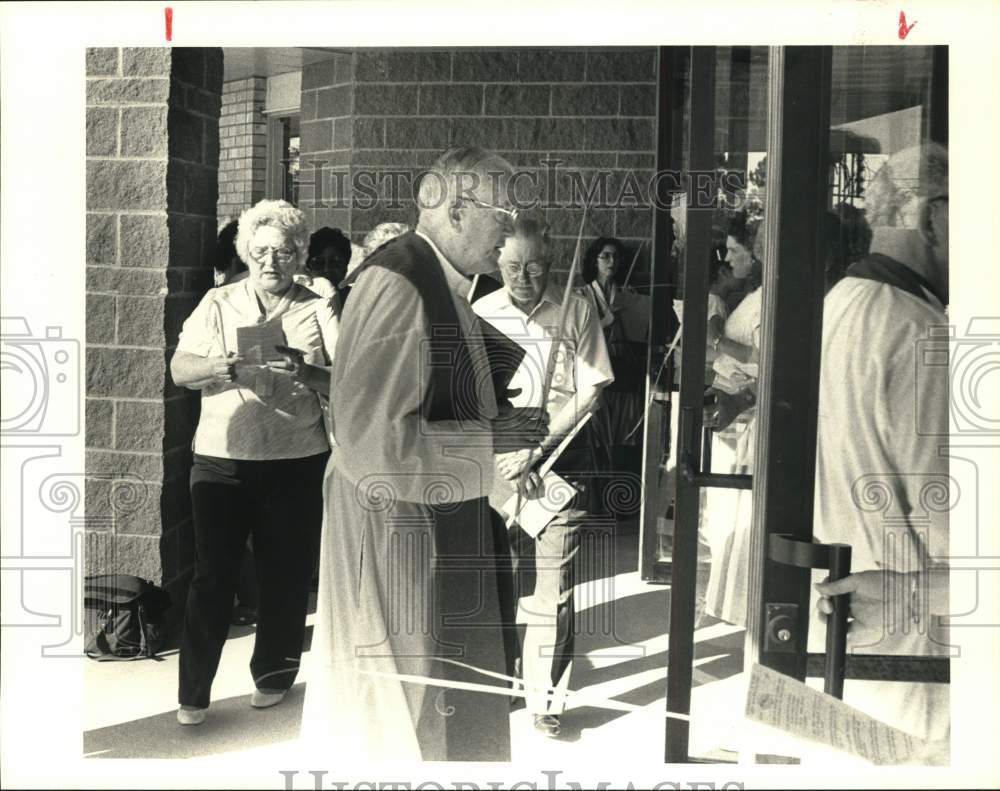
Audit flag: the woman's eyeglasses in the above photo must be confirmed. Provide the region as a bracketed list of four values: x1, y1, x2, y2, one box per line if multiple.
[250, 246, 295, 264]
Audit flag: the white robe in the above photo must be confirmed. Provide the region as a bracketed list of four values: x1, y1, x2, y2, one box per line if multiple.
[811, 272, 950, 742]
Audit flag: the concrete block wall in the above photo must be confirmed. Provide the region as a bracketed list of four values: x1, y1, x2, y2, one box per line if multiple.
[85, 47, 222, 615]
[217, 76, 267, 221]
[298, 53, 354, 234]
[297, 48, 659, 276]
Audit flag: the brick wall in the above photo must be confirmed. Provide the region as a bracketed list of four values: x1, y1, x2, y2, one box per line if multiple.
[297, 53, 354, 234]
[297, 48, 659, 276]
[85, 47, 222, 617]
[217, 76, 266, 221]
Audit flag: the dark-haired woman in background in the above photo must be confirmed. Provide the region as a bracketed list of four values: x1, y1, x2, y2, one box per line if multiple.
[214, 219, 247, 287]
[300, 226, 352, 302]
[580, 236, 645, 514]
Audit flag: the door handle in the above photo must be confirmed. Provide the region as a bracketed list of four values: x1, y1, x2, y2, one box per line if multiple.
[768, 534, 852, 699]
[678, 406, 753, 490]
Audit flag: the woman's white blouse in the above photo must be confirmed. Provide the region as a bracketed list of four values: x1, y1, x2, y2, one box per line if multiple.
[176, 279, 339, 460]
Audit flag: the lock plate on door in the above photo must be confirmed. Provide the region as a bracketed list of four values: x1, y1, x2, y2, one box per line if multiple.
[765, 603, 798, 653]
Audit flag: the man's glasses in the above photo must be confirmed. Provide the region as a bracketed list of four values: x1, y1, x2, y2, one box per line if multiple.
[503, 261, 546, 277]
[250, 246, 296, 264]
[461, 196, 519, 226]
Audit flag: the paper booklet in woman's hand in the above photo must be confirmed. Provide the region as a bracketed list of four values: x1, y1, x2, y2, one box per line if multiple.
[235, 321, 287, 396]
[236, 320, 287, 364]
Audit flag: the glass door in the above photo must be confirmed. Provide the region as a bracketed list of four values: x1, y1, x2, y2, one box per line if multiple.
[640, 44, 776, 762]
[643, 44, 948, 764]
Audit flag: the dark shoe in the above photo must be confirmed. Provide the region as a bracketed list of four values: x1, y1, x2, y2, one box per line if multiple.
[251, 688, 287, 709]
[533, 714, 561, 738]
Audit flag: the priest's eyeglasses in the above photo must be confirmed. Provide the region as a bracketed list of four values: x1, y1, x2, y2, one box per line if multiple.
[461, 196, 519, 226]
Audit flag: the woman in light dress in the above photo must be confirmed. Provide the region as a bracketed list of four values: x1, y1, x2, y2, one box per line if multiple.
[701, 217, 763, 627]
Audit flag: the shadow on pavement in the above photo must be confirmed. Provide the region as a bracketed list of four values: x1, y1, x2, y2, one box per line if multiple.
[83, 683, 305, 759]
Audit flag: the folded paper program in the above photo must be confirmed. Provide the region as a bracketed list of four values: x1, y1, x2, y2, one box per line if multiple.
[745, 664, 946, 765]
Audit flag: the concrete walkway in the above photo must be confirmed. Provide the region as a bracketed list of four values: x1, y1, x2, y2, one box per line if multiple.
[83, 521, 747, 764]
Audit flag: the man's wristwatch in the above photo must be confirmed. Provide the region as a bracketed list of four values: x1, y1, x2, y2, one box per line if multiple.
[712, 335, 723, 352]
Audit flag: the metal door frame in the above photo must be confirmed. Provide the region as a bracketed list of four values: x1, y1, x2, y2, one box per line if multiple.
[743, 45, 833, 682]
[638, 46, 685, 583]
[661, 44, 718, 763]
[653, 45, 835, 763]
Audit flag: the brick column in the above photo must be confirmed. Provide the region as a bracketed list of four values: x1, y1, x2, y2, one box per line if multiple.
[217, 76, 266, 220]
[85, 47, 222, 620]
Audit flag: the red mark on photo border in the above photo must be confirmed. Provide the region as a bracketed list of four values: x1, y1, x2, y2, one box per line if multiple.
[898, 10, 916, 40]
[165, 7, 173, 42]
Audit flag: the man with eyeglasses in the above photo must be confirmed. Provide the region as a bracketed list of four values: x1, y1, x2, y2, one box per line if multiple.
[302, 147, 546, 762]
[473, 213, 614, 739]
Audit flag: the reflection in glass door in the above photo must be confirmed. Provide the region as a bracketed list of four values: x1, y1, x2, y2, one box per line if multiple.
[658, 45, 775, 764]
[646, 44, 948, 764]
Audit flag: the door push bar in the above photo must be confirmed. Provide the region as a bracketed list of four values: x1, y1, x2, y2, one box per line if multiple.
[768, 534, 852, 699]
[678, 405, 753, 490]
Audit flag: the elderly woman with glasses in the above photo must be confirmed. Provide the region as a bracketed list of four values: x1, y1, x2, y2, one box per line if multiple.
[169, 199, 340, 726]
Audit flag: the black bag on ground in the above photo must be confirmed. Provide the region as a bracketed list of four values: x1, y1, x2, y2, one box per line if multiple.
[84, 574, 172, 660]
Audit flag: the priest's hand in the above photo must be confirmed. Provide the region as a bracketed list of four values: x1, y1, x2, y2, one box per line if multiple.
[491, 407, 549, 451]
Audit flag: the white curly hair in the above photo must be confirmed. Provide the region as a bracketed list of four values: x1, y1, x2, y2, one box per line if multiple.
[864, 143, 948, 230]
[362, 222, 411, 259]
[234, 199, 310, 268]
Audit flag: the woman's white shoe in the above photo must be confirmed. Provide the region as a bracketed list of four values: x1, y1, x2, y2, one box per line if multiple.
[176, 706, 207, 726]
